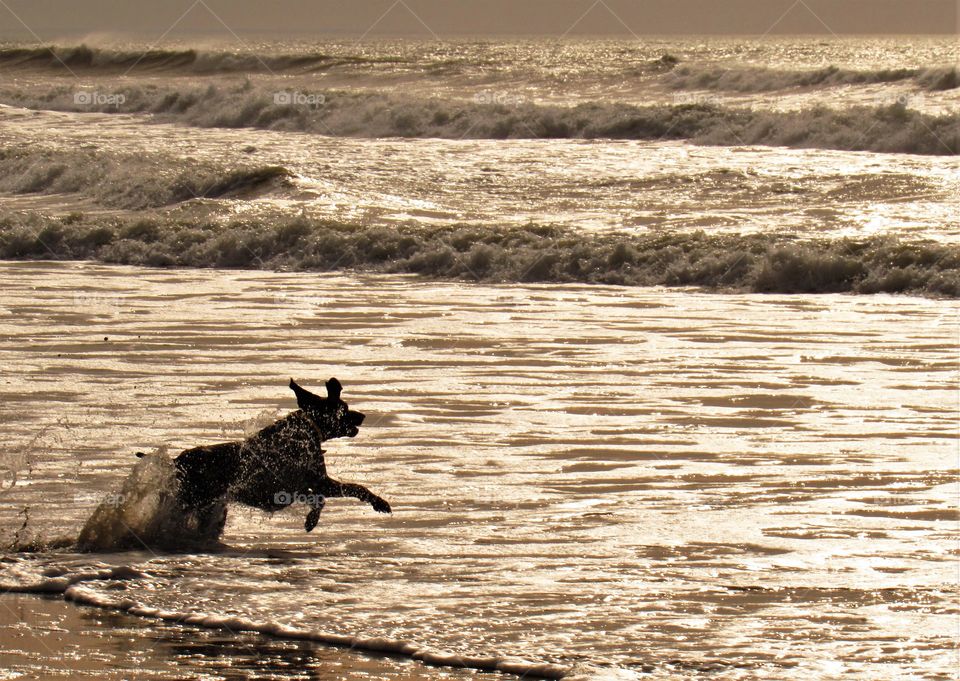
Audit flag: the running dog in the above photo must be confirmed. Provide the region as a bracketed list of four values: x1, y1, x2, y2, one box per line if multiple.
[171, 378, 390, 535]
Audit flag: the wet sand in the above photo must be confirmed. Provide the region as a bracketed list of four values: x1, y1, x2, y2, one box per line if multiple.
[0, 593, 477, 680]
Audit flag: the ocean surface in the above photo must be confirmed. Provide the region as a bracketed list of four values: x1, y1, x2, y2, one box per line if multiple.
[0, 35, 958, 680]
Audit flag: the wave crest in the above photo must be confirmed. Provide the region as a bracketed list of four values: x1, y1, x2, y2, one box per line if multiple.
[3, 45, 957, 95]
[0, 44, 395, 74]
[0, 147, 292, 209]
[664, 65, 959, 92]
[1, 213, 956, 297]
[3, 84, 956, 154]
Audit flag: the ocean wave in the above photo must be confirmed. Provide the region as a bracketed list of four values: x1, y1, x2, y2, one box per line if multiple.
[0, 147, 292, 210]
[0, 561, 570, 679]
[0, 44, 397, 74]
[3, 84, 956, 154]
[664, 65, 959, 92]
[1, 212, 956, 297]
[4, 44, 957, 95]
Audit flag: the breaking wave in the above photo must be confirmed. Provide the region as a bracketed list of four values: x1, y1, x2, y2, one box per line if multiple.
[0, 147, 292, 210]
[664, 64, 960, 92]
[0, 44, 398, 74]
[1, 212, 957, 297]
[3, 84, 956, 154]
[2, 45, 957, 93]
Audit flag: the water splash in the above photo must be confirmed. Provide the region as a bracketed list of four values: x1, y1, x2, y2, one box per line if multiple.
[76, 450, 226, 552]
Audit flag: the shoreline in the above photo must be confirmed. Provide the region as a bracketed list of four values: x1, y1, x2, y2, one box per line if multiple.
[1, 590, 548, 680]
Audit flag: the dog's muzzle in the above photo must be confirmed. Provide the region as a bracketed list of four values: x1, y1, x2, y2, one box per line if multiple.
[346, 410, 364, 437]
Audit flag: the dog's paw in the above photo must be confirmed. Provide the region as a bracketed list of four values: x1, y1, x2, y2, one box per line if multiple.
[305, 507, 322, 532]
[372, 497, 391, 514]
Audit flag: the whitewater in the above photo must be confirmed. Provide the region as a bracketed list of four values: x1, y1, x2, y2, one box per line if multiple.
[0, 35, 958, 680]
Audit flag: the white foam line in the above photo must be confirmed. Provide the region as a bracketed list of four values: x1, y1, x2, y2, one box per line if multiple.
[2, 572, 570, 680]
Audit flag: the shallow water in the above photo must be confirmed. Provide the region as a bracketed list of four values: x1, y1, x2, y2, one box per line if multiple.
[0, 261, 957, 679]
[0, 593, 476, 680]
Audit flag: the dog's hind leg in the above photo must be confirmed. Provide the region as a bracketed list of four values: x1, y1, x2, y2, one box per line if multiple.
[200, 502, 228, 539]
[191, 501, 228, 540]
[318, 479, 391, 514]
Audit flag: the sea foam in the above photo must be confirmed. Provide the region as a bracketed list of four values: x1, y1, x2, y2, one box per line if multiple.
[1, 212, 957, 297]
[0, 562, 571, 679]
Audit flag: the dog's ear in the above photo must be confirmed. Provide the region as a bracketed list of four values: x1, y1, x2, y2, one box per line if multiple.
[326, 378, 342, 401]
[289, 378, 324, 410]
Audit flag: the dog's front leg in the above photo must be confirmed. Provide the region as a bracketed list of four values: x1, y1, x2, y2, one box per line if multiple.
[320, 479, 391, 514]
[304, 494, 325, 532]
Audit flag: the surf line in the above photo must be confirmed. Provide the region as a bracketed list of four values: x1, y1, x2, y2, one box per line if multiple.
[1, 567, 570, 680]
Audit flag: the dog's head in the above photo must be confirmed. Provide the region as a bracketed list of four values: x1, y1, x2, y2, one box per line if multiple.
[289, 377, 365, 440]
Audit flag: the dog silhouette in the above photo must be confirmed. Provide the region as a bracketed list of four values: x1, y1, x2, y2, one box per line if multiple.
[172, 378, 390, 535]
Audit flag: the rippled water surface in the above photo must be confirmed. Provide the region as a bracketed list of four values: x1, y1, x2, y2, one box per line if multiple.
[1, 262, 957, 679]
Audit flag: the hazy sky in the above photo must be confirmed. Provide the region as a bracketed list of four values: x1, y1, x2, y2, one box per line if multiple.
[0, 0, 956, 38]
